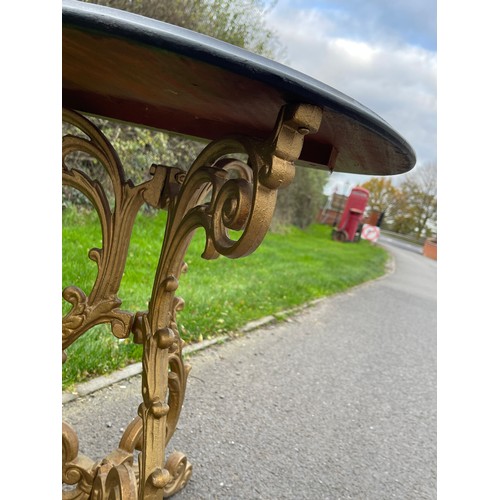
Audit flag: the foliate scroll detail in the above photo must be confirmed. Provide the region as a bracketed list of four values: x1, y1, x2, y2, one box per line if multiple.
[91, 458, 138, 500]
[162, 451, 193, 497]
[62, 109, 169, 352]
[62, 422, 97, 499]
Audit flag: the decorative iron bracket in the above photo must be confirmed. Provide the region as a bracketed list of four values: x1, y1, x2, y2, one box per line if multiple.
[62, 103, 323, 499]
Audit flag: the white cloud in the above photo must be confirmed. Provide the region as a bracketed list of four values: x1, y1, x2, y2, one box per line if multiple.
[332, 38, 378, 63]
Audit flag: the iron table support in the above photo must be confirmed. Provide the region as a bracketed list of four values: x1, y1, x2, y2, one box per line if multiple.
[62, 103, 323, 499]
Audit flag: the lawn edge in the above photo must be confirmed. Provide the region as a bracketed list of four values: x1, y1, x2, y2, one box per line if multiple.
[63, 245, 395, 404]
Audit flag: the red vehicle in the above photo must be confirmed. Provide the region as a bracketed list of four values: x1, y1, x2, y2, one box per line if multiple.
[332, 187, 370, 242]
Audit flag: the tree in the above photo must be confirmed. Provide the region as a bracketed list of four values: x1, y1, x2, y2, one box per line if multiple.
[361, 163, 437, 238]
[360, 177, 398, 224]
[396, 162, 437, 238]
[389, 188, 414, 235]
[83, 0, 285, 60]
[271, 168, 328, 231]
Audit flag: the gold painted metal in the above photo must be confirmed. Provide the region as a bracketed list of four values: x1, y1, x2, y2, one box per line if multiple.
[62, 103, 323, 499]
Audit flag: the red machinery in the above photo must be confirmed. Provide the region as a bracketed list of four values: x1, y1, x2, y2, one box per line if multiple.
[332, 187, 370, 242]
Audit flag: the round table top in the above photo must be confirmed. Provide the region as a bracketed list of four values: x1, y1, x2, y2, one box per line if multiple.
[62, 0, 416, 175]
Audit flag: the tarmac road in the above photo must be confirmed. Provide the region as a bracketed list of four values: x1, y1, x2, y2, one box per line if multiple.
[63, 240, 437, 499]
[377, 233, 423, 255]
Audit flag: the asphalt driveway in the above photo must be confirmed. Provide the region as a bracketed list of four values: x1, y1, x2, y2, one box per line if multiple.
[63, 240, 437, 499]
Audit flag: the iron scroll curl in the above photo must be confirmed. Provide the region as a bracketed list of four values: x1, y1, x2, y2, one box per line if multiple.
[62, 103, 323, 499]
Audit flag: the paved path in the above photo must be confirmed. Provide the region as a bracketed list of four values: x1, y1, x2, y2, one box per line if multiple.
[63, 241, 436, 499]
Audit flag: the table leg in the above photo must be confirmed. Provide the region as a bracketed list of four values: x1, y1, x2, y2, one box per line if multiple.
[62, 104, 322, 499]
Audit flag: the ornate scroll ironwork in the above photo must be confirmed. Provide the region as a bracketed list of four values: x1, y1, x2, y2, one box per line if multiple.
[62, 103, 323, 499]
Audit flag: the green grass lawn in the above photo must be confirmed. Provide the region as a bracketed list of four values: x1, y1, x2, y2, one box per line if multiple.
[62, 208, 388, 389]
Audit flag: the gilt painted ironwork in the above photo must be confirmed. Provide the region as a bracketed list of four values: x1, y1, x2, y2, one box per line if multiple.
[62, 103, 323, 499]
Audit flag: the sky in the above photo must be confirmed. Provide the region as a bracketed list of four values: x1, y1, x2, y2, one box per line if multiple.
[262, 0, 437, 194]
